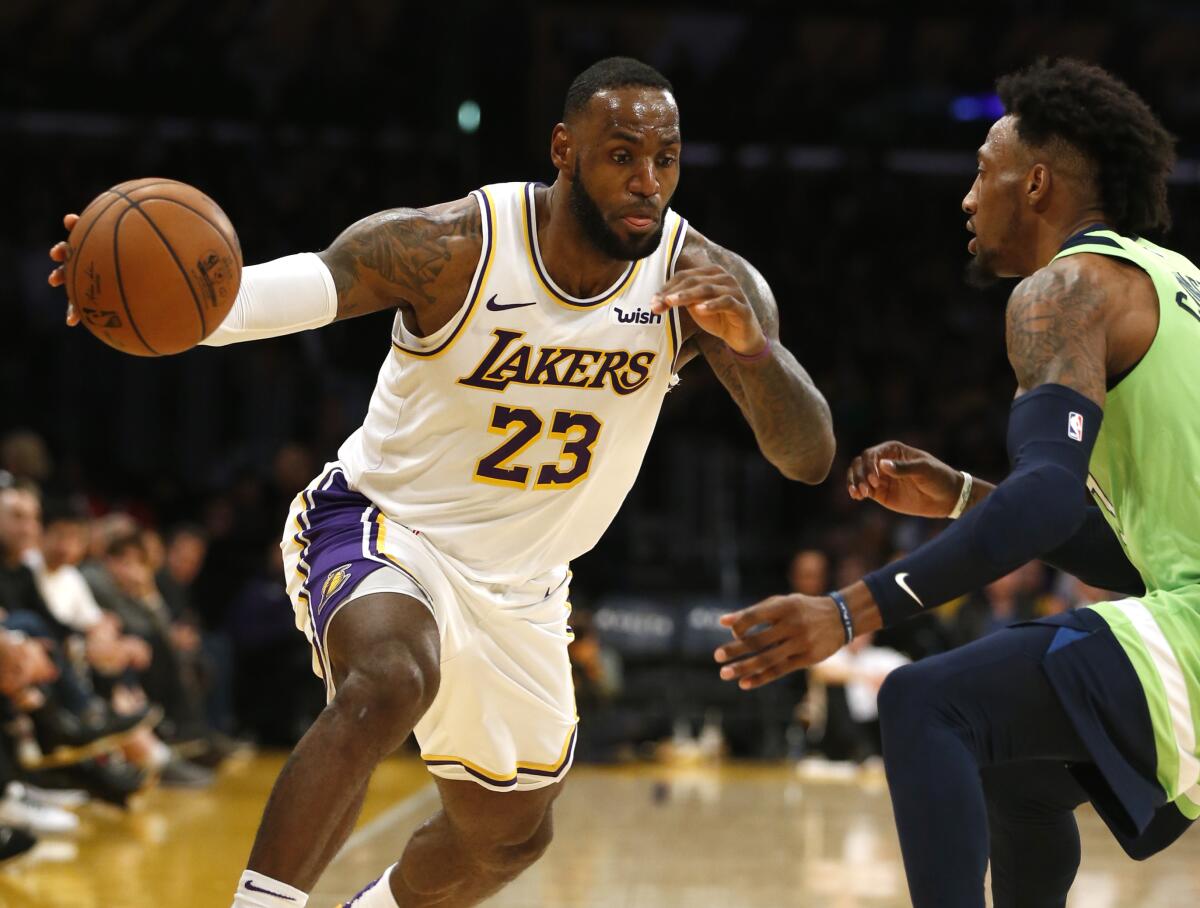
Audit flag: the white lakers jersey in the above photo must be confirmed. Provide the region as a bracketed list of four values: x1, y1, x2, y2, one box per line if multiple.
[338, 182, 688, 585]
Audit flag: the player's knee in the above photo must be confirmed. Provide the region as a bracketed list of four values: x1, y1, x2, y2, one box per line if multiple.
[1121, 839, 1158, 862]
[333, 655, 440, 751]
[877, 661, 957, 751]
[877, 661, 929, 727]
[1118, 822, 1183, 862]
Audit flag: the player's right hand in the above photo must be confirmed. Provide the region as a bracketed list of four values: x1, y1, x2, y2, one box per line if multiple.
[48, 213, 81, 325]
[846, 440, 963, 518]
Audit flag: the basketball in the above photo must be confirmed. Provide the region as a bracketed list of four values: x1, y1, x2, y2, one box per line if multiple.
[66, 178, 242, 356]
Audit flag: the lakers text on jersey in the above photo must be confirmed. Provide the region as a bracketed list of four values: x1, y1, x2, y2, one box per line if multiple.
[337, 181, 688, 586]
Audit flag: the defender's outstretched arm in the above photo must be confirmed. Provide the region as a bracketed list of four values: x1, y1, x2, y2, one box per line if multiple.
[716, 255, 1113, 688]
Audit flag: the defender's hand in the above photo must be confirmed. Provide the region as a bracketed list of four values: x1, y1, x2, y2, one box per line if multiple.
[847, 440, 963, 518]
[650, 264, 767, 357]
[713, 594, 845, 689]
[48, 213, 81, 325]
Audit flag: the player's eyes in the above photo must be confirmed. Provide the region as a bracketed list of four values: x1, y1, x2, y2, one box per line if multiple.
[658, 157, 676, 168]
[612, 151, 631, 164]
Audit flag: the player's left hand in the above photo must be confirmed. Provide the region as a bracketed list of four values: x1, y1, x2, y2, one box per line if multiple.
[48, 213, 82, 325]
[650, 264, 767, 357]
[713, 594, 844, 689]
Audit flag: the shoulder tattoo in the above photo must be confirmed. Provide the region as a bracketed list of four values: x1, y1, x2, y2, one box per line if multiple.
[324, 198, 482, 317]
[1005, 261, 1108, 402]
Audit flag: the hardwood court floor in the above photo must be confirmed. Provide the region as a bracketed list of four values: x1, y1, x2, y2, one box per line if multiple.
[3, 754, 1199, 907]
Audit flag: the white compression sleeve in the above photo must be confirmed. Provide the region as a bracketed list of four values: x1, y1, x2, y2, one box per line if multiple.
[200, 252, 338, 346]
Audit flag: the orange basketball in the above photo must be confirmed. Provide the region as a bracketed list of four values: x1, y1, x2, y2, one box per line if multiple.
[66, 178, 242, 356]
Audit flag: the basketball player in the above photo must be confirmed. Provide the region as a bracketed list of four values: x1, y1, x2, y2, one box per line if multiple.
[48, 58, 834, 907]
[713, 58, 1197, 907]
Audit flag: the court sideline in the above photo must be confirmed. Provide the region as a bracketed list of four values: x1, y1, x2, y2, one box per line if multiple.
[2, 757, 1197, 907]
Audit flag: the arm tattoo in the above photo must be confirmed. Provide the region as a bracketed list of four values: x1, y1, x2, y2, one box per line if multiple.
[1005, 261, 1108, 406]
[693, 241, 835, 483]
[321, 198, 482, 321]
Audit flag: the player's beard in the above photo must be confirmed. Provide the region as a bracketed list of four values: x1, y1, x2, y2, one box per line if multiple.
[569, 162, 664, 262]
[964, 246, 1001, 289]
[965, 206, 1024, 289]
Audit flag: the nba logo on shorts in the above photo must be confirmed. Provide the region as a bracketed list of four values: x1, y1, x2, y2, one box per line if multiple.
[1068, 411, 1084, 442]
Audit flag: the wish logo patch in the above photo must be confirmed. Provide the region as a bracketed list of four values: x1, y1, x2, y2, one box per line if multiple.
[611, 306, 662, 326]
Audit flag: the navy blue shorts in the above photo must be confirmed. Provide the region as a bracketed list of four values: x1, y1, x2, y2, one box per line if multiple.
[1026, 608, 1166, 836]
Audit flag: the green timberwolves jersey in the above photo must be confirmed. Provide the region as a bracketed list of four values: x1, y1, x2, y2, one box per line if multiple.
[1053, 228, 1200, 816]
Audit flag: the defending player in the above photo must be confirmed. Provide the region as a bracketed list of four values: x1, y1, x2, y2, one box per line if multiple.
[48, 58, 834, 907]
[715, 59, 1197, 907]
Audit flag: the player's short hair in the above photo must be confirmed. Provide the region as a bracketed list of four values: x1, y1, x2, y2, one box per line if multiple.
[997, 58, 1176, 236]
[563, 57, 674, 122]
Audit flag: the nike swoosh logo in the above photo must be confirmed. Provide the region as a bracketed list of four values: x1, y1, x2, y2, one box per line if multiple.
[486, 295, 537, 312]
[895, 573, 924, 607]
[245, 880, 298, 901]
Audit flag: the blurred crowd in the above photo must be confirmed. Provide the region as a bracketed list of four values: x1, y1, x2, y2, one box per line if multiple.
[0, 430, 325, 862]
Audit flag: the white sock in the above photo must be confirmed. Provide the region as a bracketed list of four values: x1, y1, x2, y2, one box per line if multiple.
[342, 863, 400, 907]
[232, 871, 309, 907]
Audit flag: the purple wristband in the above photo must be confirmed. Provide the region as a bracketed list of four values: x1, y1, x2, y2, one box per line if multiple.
[727, 336, 772, 363]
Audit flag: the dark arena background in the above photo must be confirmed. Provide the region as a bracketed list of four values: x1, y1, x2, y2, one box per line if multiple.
[2, 3, 1199, 906]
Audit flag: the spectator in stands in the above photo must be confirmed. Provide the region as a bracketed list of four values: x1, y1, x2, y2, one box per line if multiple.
[0, 630, 52, 861]
[809, 632, 910, 762]
[138, 527, 208, 714]
[566, 607, 633, 762]
[569, 608, 622, 708]
[85, 533, 216, 778]
[157, 523, 235, 734]
[785, 548, 828, 756]
[950, 561, 1043, 646]
[157, 525, 207, 623]
[788, 548, 830, 597]
[0, 430, 51, 488]
[0, 485, 150, 763]
[226, 543, 322, 745]
[26, 499, 152, 700]
[0, 487, 150, 806]
[25, 500, 204, 781]
[85, 512, 138, 565]
[0, 633, 80, 837]
[1055, 572, 1118, 612]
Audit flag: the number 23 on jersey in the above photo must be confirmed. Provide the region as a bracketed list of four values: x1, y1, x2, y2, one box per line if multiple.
[474, 404, 602, 491]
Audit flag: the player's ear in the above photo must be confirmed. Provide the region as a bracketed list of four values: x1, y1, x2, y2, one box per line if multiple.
[1027, 163, 1051, 209]
[551, 123, 574, 176]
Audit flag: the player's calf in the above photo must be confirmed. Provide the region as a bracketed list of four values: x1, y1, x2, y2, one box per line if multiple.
[391, 807, 555, 906]
[233, 596, 441, 907]
[390, 783, 561, 906]
[464, 807, 555, 882]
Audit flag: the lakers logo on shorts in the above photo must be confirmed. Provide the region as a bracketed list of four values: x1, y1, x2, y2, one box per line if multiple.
[318, 564, 353, 615]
